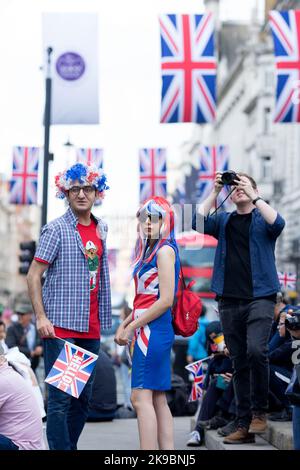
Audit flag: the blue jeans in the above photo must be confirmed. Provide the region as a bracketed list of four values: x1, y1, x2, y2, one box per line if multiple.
[293, 406, 300, 450]
[0, 434, 19, 450]
[43, 337, 100, 450]
[219, 298, 274, 422]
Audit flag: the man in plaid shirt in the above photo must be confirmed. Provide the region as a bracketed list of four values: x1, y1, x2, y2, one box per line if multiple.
[27, 163, 111, 450]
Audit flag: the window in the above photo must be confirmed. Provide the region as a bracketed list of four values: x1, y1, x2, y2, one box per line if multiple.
[265, 71, 274, 88]
[263, 107, 272, 134]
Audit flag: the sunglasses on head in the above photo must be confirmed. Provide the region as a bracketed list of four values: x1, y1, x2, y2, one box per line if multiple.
[137, 201, 166, 223]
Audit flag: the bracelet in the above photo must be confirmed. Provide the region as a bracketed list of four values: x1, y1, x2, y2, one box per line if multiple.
[252, 196, 263, 205]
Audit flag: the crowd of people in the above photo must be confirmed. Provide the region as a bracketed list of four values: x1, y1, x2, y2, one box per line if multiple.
[1, 162, 300, 451]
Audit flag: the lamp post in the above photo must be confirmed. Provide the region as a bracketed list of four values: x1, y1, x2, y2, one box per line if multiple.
[41, 47, 53, 228]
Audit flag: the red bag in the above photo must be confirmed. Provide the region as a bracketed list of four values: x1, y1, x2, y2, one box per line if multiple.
[172, 266, 203, 337]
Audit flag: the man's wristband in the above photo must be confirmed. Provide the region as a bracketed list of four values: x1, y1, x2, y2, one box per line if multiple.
[252, 196, 263, 205]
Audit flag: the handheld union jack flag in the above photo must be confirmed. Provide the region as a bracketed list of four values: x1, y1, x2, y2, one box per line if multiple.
[76, 148, 103, 169]
[139, 148, 167, 202]
[277, 271, 297, 290]
[159, 13, 216, 123]
[185, 360, 204, 401]
[45, 340, 98, 398]
[269, 10, 300, 122]
[9, 146, 39, 205]
[196, 145, 230, 209]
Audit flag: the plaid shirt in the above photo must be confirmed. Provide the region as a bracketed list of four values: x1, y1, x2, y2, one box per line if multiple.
[35, 207, 112, 332]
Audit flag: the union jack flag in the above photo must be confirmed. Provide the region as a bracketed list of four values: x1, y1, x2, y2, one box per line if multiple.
[196, 145, 231, 209]
[159, 13, 216, 123]
[45, 341, 98, 398]
[76, 148, 103, 169]
[269, 10, 300, 122]
[9, 146, 39, 205]
[139, 148, 167, 202]
[277, 271, 297, 290]
[185, 360, 204, 401]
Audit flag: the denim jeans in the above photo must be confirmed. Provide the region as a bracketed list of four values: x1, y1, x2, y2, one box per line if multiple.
[293, 406, 300, 450]
[218, 298, 274, 423]
[0, 434, 19, 450]
[43, 337, 100, 450]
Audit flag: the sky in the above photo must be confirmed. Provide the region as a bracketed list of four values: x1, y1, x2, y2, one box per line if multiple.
[0, 0, 265, 229]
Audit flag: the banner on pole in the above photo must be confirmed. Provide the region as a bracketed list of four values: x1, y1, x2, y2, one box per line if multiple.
[42, 13, 99, 124]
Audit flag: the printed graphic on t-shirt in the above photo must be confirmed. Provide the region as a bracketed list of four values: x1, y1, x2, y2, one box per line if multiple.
[85, 240, 99, 290]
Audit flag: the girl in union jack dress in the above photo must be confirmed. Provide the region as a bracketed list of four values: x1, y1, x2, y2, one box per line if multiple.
[115, 197, 180, 450]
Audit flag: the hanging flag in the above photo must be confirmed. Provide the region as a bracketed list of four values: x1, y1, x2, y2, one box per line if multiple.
[269, 10, 300, 122]
[159, 13, 216, 123]
[76, 148, 103, 169]
[277, 271, 297, 290]
[45, 340, 98, 399]
[9, 146, 39, 205]
[139, 148, 167, 202]
[42, 13, 99, 124]
[185, 360, 204, 401]
[196, 145, 230, 208]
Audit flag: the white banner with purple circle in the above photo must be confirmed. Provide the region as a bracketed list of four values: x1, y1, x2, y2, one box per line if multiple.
[42, 13, 99, 124]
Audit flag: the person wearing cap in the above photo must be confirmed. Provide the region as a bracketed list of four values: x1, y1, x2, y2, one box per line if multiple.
[27, 163, 111, 450]
[0, 344, 45, 450]
[6, 301, 42, 372]
[115, 197, 180, 450]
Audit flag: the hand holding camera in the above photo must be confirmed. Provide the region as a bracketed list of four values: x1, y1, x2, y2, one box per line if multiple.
[213, 172, 224, 195]
[221, 171, 257, 200]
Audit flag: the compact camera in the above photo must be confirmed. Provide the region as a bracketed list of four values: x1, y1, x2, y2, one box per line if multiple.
[221, 171, 240, 186]
[282, 305, 300, 331]
[285, 313, 300, 331]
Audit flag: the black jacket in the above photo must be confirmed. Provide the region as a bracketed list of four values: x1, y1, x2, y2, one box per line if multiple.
[6, 322, 42, 370]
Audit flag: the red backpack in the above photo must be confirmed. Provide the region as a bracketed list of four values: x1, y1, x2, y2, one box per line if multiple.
[172, 265, 203, 337]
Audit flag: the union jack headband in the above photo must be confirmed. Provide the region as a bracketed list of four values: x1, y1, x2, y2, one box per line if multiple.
[54, 163, 109, 199]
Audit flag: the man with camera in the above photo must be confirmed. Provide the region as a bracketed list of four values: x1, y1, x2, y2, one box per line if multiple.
[192, 171, 285, 444]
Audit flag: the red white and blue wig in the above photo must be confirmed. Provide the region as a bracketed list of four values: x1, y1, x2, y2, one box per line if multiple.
[54, 163, 109, 199]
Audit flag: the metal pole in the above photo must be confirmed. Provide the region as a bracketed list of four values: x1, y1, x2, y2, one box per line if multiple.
[41, 47, 53, 228]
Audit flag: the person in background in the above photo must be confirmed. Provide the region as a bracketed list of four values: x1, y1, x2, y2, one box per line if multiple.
[277, 307, 300, 450]
[186, 305, 209, 364]
[6, 300, 43, 372]
[27, 163, 111, 450]
[113, 301, 134, 411]
[0, 344, 45, 450]
[0, 321, 8, 354]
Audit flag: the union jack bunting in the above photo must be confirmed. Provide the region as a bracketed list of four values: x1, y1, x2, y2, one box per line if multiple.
[139, 148, 167, 202]
[196, 145, 230, 209]
[9, 146, 39, 205]
[159, 13, 216, 123]
[269, 10, 300, 122]
[277, 271, 297, 290]
[185, 360, 204, 401]
[45, 340, 98, 398]
[76, 148, 103, 169]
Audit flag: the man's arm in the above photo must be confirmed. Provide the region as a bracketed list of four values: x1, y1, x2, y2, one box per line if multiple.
[27, 260, 55, 338]
[192, 172, 224, 236]
[198, 172, 224, 217]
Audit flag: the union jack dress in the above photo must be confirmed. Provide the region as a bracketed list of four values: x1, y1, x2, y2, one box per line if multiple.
[131, 242, 180, 390]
